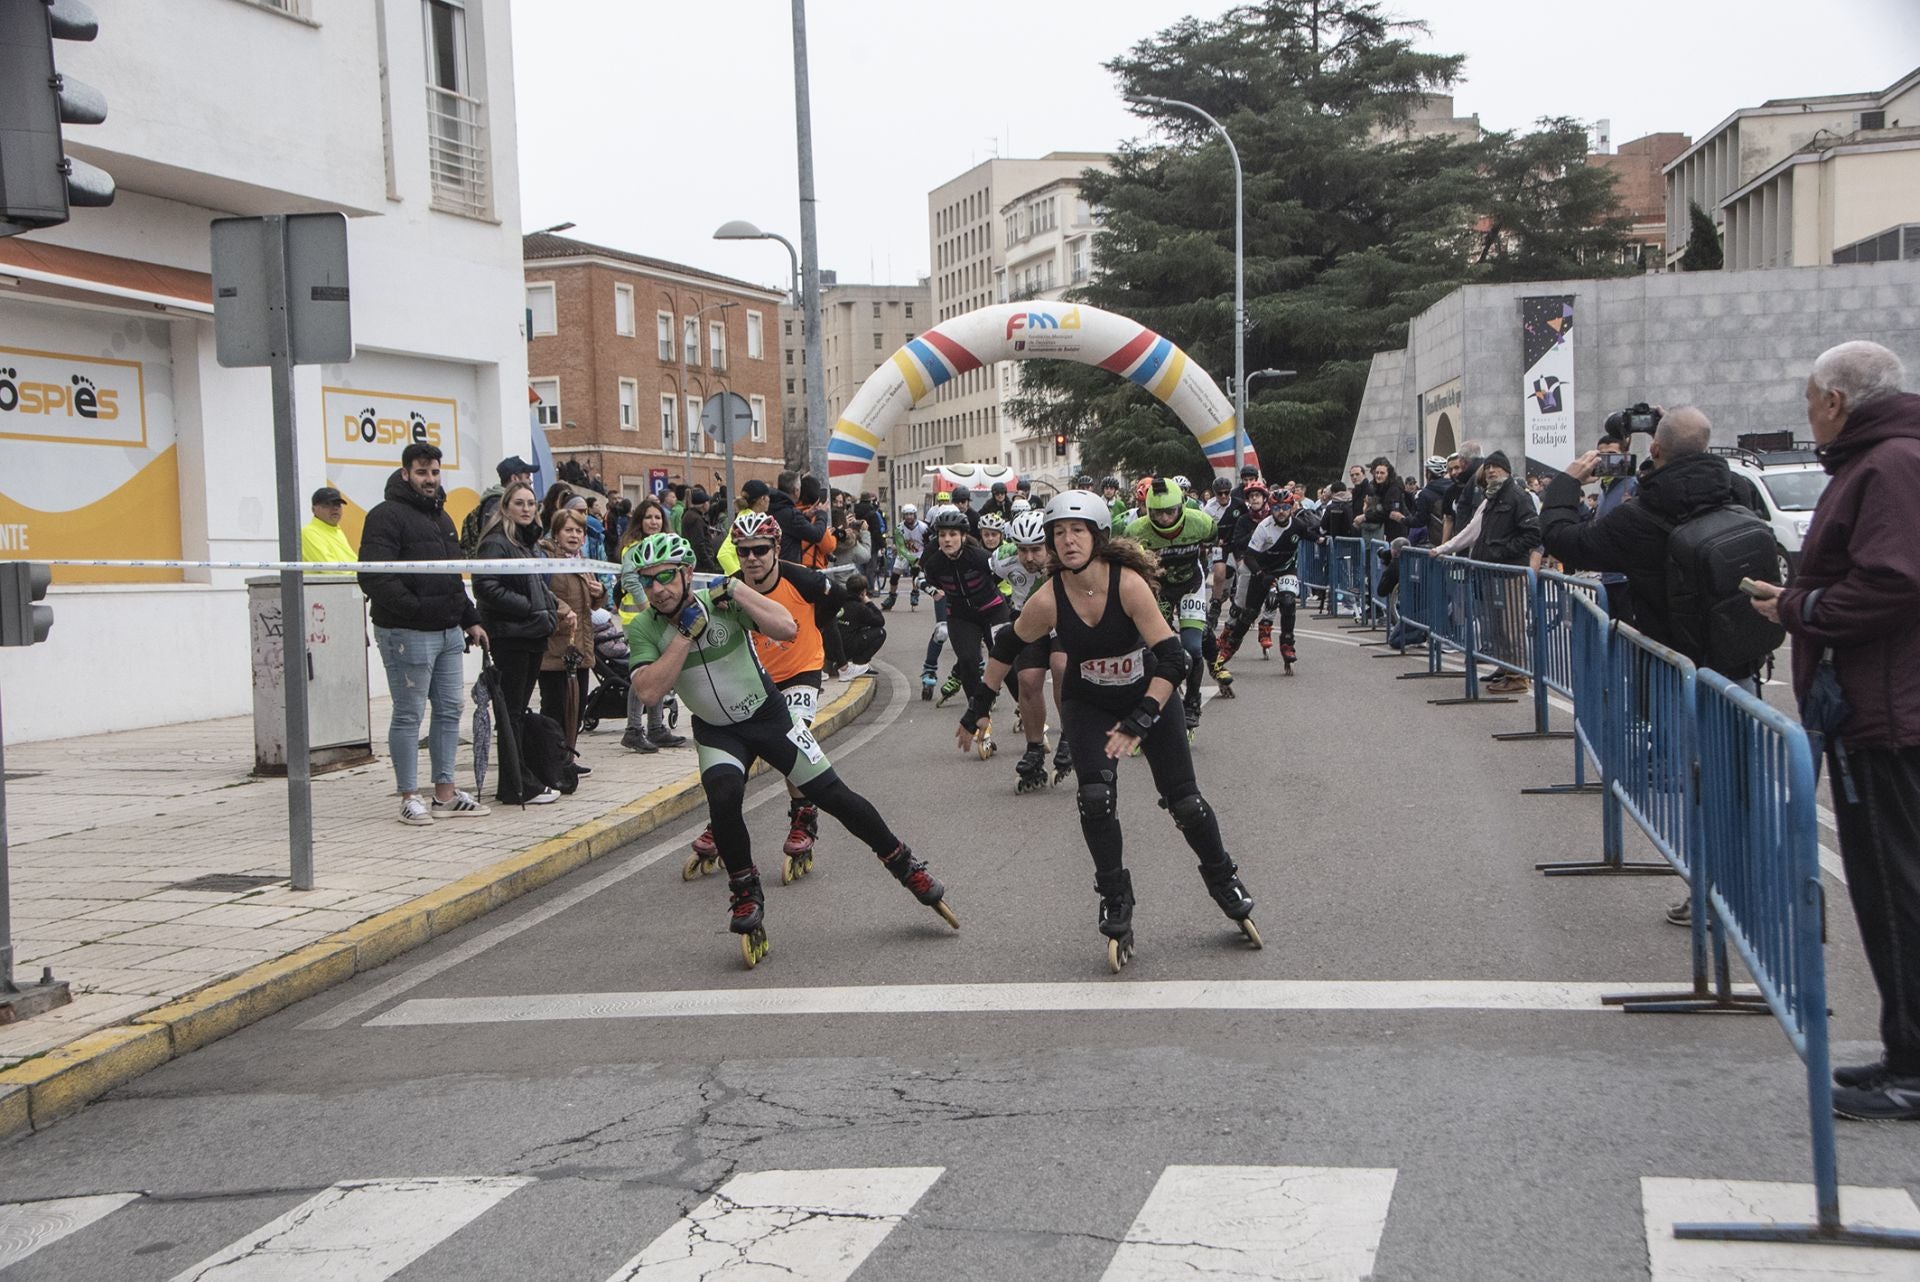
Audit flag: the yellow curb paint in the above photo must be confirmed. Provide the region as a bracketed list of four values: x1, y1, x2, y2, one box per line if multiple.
[0, 675, 880, 1139]
[1, 1024, 172, 1128]
[137, 942, 357, 1057]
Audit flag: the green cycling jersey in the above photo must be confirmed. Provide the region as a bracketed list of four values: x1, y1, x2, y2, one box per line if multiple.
[624, 585, 778, 726]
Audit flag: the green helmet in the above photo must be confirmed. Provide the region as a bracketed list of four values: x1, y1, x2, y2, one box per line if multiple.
[630, 531, 693, 570]
[1145, 477, 1184, 512]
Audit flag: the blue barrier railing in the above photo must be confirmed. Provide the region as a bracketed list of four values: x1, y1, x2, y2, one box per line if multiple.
[1425, 556, 1518, 706]
[1522, 582, 1606, 794]
[1297, 539, 1329, 598]
[1671, 673, 1920, 1252]
[1496, 570, 1589, 744]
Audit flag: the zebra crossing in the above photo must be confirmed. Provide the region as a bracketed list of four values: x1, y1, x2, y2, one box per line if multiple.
[2, 1166, 1917, 1280]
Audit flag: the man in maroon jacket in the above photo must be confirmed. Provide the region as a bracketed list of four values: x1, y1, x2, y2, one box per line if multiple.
[1751, 340, 1920, 1121]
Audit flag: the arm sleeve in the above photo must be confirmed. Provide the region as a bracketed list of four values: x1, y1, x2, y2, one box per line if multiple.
[1434, 506, 1483, 556]
[1539, 479, 1654, 573]
[1780, 459, 1920, 646]
[354, 510, 424, 618]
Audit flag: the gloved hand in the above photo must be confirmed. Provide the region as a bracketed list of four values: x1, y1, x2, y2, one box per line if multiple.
[676, 598, 709, 641]
[959, 690, 996, 735]
[706, 575, 734, 608]
[1114, 695, 1161, 741]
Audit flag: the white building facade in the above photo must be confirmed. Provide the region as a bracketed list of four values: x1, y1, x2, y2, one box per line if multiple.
[0, 0, 528, 741]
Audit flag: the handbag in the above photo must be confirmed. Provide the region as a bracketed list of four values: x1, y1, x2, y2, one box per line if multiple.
[1799, 646, 1857, 803]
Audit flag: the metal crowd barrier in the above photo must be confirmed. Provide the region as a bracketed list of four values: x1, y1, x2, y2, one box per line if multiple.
[1495, 570, 1589, 744]
[1423, 556, 1516, 706]
[1296, 539, 1329, 600]
[1670, 673, 1920, 1252]
[1522, 582, 1606, 795]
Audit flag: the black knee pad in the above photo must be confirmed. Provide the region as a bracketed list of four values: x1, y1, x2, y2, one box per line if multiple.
[1279, 591, 1297, 607]
[702, 767, 747, 811]
[1077, 771, 1117, 823]
[1164, 786, 1213, 833]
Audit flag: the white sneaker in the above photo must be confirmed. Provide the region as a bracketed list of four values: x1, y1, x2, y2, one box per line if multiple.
[527, 788, 560, 805]
[432, 790, 491, 817]
[399, 796, 434, 826]
[837, 663, 871, 681]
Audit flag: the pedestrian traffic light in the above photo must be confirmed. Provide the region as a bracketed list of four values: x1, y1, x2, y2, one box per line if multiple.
[1054, 432, 1068, 458]
[0, 0, 113, 239]
[0, 561, 53, 646]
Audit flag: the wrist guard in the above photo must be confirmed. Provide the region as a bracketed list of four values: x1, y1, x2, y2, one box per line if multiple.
[960, 690, 996, 734]
[1116, 695, 1161, 740]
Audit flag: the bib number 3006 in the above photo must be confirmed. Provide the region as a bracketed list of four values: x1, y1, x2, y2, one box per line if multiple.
[1080, 649, 1145, 686]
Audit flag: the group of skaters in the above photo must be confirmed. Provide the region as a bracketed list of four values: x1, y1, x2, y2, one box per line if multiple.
[620, 465, 1328, 971]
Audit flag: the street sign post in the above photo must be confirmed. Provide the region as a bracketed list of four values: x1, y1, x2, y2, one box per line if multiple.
[210, 213, 353, 892]
[701, 391, 754, 502]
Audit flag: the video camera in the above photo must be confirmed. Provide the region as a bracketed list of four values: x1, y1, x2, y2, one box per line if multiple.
[1604, 402, 1662, 435]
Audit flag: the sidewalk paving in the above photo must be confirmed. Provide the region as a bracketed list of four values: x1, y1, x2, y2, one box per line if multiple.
[0, 679, 874, 1075]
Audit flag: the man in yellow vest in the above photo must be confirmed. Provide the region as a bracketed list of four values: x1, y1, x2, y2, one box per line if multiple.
[301, 486, 356, 573]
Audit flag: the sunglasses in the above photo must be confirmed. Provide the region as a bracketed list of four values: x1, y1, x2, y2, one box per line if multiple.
[736, 544, 775, 558]
[639, 567, 684, 586]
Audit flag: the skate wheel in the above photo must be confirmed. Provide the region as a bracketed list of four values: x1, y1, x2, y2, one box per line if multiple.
[934, 899, 959, 930]
[781, 856, 795, 885]
[682, 851, 705, 881]
[740, 927, 770, 969]
[1107, 936, 1133, 973]
[1239, 918, 1264, 950]
[1262, 650, 1270, 660]
[1187, 728, 1197, 744]
[976, 738, 993, 761]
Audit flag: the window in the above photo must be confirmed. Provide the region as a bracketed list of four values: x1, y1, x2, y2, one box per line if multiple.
[785, 406, 796, 428]
[424, 0, 490, 218]
[617, 379, 637, 430]
[905, 332, 915, 343]
[783, 318, 793, 336]
[872, 333, 882, 349]
[749, 395, 767, 442]
[904, 302, 913, 319]
[659, 395, 678, 450]
[785, 379, 795, 395]
[709, 320, 726, 370]
[746, 310, 764, 359]
[785, 348, 794, 366]
[614, 284, 634, 336]
[531, 377, 560, 428]
[526, 284, 556, 336]
[656, 312, 674, 361]
[872, 302, 882, 319]
[683, 316, 699, 364]
[686, 396, 701, 447]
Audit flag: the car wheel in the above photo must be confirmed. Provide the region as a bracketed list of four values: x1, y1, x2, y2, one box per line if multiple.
[1777, 546, 1792, 584]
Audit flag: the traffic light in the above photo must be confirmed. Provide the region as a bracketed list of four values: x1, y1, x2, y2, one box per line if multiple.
[1053, 432, 1068, 459]
[0, 561, 53, 646]
[0, 0, 113, 239]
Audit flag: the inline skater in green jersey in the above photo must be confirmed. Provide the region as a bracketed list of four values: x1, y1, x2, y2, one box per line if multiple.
[995, 510, 1061, 792]
[625, 533, 956, 967]
[1125, 478, 1216, 735]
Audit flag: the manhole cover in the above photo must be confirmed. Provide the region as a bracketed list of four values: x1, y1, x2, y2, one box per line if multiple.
[168, 873, 286, 893]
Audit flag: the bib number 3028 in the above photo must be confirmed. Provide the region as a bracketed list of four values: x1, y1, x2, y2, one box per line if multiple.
[1080, 649, 1144, 686]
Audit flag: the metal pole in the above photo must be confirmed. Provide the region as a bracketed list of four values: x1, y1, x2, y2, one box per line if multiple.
[1, 684, 13, 990]
[791, 0, 829, 483]
[266, 215, 315, 890]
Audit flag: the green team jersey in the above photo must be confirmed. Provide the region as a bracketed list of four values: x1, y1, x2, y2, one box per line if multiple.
[1126, 508, 1216, 595]
[1107, 497, 1130, 528]
[624, 586, 777, 726]
[992, 542, 1048, 612]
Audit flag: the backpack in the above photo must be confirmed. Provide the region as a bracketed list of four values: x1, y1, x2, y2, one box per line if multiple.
[1663, 504, 1786, 681]
[498, 710, 577, 803]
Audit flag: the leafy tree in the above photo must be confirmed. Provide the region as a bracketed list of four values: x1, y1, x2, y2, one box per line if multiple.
[1678, 201, 1724, 271]
[1007, 0, 1631, 483]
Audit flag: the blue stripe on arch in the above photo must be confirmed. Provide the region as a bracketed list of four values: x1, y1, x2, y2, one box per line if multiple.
[830, 439, 876, 462]
[906, 338, 953, 388]
[1126, 337, 1173, 388]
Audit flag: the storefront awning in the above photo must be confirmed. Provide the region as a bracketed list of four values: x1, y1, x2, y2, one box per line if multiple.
[0, 238, 213, 315]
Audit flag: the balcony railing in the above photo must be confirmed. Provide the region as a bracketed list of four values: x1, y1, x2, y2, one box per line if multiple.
[426, 84, 490, 218]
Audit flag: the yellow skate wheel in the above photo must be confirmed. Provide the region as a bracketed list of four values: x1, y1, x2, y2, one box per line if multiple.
[934, 899, 959, 930]
[1240, 918, 1264, 949]
[1106, 936, 1133, 973]
[781, 856, 795, 886]
[682, 851, 705, 881]
[740, 927, 770, 969]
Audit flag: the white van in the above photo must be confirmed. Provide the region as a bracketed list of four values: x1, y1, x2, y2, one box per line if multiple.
[1713, 445, 1830, 579]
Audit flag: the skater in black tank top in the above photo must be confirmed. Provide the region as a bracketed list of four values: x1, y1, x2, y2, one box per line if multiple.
[958, 490, 1263, 972]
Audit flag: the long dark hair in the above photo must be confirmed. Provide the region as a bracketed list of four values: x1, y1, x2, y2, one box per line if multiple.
[619, 497, 669, 557]
[1051, 523, 1162, 586]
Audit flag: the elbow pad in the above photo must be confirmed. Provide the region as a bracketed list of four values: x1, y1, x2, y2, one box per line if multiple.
[989, 623, 1026, 666]
[1150, 634, 1191, 684]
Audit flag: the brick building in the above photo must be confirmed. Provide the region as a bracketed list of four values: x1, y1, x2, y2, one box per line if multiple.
[1586, 132, 1692, 269]
[523, 232, 787, 507]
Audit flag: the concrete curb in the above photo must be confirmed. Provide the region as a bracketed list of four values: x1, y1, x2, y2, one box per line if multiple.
[0, 676, 878, 1138]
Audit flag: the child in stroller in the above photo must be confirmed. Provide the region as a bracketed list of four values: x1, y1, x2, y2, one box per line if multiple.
[581, 609, 681, 741]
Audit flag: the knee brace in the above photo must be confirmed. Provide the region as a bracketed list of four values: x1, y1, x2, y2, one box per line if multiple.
[931, 621, 949, 645]
[1077, 771, 1117, 823]
[1279, 590, 1297, 608]
[1164, 786, 1214, 833]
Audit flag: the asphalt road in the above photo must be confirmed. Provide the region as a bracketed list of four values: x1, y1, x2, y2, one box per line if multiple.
[0, 604, 1912, 1281]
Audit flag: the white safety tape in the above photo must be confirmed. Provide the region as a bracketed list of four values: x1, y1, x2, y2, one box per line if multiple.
[35, 557, 623, 575]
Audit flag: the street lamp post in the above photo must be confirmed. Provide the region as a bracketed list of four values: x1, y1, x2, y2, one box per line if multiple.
[714, 218, 823, 479]
[1136, 94, 1245, 475]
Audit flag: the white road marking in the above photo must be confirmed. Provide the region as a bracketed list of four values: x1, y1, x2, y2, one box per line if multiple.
[1100, 1165, 1397, 1282]
[300, 663, 912, 1031]
[169, 1177, 530, 1281]
[603, 1167, 943, 1281]
[0, 1193, 140, 1270]
[1642, 1177, 1920, 1280]
[365, 979, 1727, 1028]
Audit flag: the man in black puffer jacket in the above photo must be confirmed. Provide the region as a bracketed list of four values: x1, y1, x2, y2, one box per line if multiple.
[358, 443, 491, 826]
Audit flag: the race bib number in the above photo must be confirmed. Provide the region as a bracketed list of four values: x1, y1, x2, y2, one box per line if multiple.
[1080, 649, 1145, 686]
[786, 719, 825, 765]
[1177, 591, 1207, 624]
[1274, 575, 1300, 597]
[783, 685, 818, 727]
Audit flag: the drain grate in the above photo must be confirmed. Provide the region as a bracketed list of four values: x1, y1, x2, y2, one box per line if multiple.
[168, 873, 286, 893]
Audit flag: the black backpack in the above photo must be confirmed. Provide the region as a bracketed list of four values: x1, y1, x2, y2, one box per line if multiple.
[1663, 504, 1786, 681]
[498, 709, 578, 803]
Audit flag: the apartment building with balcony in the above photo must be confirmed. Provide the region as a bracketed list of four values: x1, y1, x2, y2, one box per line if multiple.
[525, 234, 786, 509]
[0, 0, 528, 740]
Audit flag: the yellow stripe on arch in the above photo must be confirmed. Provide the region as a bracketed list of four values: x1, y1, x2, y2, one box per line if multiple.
[835, 419, 883, 452]
[1197, 415, 1237, 448]
[1148, 347, 1188, 401]
[890, 349, 930, 402]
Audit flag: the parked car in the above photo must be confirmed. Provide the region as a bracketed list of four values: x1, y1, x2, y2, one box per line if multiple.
[1713, 443, 1830, 580]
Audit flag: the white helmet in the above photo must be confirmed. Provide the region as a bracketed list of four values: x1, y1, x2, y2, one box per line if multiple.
[1043, 489, 1112, 532]
[1008, 510, 1047, 546]
[901, 502, 918, 516]
[1009, 497, 1031, 515]
[1171, 474, 1192, 493]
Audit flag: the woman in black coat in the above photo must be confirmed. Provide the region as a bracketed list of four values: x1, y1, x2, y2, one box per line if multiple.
[474, 481, 559, 722]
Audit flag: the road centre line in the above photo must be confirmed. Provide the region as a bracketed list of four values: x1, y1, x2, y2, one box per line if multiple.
[364, 979, 1738, 1027]
[297, 662, 912, 1032]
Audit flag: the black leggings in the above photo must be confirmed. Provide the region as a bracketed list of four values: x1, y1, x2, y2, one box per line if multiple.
[946, 609, 1006, 706]
[1225, 572, 1295, 652]
[1062, 695, 1228, 876]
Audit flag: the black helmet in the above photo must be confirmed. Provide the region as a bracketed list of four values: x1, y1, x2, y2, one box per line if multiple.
[1211, 476, 1232, 494]
[951, 485, 971, 504]
[1071, 473, 1093, 488]
[990, 481, 1008, 496]
[1239, 465, 1260, 480]
[1099, 475, 1120, 491]
[929, 507, 971, 531]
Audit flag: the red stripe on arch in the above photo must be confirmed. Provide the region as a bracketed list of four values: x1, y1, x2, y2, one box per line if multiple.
[1098, 329, 1156, 374]
[921, 329, 982, 375]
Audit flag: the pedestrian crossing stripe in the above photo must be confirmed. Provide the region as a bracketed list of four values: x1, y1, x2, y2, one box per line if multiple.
[2, 1169, 1916, 1280]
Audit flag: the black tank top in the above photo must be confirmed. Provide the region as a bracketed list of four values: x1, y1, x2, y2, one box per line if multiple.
[1052, 563, 1153, 714]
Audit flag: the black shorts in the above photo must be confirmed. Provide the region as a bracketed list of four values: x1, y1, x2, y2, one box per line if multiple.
[693, 698, 833, 785]
[776, 671, 823, 726]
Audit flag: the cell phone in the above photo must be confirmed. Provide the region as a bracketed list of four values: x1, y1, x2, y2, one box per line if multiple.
[1591, 452, 1637, 479]
[1738, 577, 1772, 598]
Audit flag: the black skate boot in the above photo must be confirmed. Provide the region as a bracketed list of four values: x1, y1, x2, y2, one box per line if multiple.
[1052, 738, 1074, 786]
[882, 591, 898, 612]
[728, 867, 770, 968]
[1182, 691, 1202, 743]
[1015, 741, 1049, 794]
[1097, 868, 1136, 973]
[1199, 857, 1263, 950]
[880, 843, 959, 928]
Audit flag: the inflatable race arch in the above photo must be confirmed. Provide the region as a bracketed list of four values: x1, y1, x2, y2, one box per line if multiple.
[826, 301, 1258, 494]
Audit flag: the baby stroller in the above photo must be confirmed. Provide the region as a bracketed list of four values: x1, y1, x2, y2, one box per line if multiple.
[579, 609, 678, 733]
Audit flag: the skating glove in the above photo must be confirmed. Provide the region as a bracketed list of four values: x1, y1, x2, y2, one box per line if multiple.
[676, 598, 709, 640]
[706, 575, 735, 608]
[1114, 695, 1162, 741]
[959, 690, 996, 734]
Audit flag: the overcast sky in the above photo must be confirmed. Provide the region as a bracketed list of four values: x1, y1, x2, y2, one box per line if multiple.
[513, 2, 1920, 291]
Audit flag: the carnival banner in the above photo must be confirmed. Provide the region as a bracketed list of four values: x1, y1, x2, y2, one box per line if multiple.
[1521, 295, 1576, 480]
